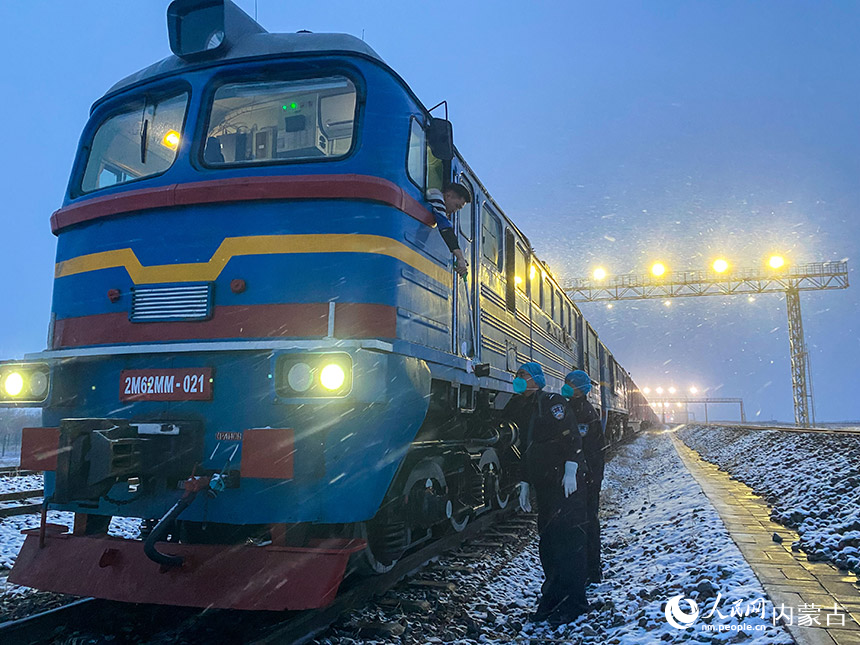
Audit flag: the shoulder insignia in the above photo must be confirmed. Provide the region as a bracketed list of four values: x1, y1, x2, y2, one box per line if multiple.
[551, 404, 565, 420]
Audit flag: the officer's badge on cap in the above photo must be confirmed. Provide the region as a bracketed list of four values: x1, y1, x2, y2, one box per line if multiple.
[551, 404, 565, 420]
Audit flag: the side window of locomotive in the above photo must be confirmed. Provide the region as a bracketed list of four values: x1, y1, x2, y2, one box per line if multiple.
[407, 118, 426, 189]
[204, 76, 357, 166]
[426, 147, 443, 192]
[555, 289, 563, 326]
[544, 278, 552, 314]
[458, 177, 474, 240]
[515, 246, 527, 293]
[81, 92, 188, 193]
[559, 292, 565, 328]
[530, 262, 541, 305]
[481, 205, 503, 271]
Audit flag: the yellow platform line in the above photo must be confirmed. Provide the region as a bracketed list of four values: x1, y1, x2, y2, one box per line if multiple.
[54, 233, 450, 286]
[671, 432, 860, 645]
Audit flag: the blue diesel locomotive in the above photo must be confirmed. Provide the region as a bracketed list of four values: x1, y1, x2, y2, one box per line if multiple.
[1, 1, 656, 610]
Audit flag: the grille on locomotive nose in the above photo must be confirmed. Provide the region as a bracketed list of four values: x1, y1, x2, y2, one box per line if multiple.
[130, 284, 213, 322]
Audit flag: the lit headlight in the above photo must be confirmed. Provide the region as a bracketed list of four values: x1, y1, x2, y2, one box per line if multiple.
[0, 363, 51, 404]
[320, 364, 345, 390]
[275, 354, 352, 398]
[4, 373, 24, 396]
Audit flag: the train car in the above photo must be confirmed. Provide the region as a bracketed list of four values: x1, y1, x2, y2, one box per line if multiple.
[597, 344, 623, 443]
[0, 1, 651, 611]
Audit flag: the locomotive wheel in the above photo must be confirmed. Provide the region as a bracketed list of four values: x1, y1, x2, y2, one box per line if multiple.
[485, 464, 510, 510]
[357, 518, 408, 575]
[356, 460, 447, 574]
[447, 495, 470, 533]
[477, 450, 510, 510]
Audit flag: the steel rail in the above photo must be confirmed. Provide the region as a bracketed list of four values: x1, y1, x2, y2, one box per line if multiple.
[0, 507, 520, 645]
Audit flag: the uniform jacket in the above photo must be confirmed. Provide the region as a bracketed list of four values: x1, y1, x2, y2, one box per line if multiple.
[503, 389, 586, 489]
[566, 396, 605, 486]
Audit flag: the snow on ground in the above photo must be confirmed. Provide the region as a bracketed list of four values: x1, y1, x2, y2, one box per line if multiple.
[318, 431, 795, 644]
[0, 472, 141, 619]
[679, 424, 860, 576]
[0, 455, 20, 468]
[490, 430, 793, 644]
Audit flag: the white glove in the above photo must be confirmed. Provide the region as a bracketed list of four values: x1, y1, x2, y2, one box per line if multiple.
[518, 481, 532, 512]
[562, 461, 578, 497]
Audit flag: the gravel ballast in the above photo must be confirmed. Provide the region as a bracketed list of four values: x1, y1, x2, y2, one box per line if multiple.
[315, 431, 794, 644]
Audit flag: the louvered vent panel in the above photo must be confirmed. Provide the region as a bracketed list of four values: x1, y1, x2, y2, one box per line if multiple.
[131, 284, 212, 322]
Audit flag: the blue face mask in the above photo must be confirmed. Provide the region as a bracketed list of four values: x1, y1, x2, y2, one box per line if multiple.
[512, 377, 528, 394]
[561, 384, 575, 398]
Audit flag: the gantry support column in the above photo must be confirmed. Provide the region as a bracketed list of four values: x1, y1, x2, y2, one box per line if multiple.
[785, 288, 815, 426]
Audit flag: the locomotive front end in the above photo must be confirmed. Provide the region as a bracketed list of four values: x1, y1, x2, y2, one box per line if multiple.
[7, 0, 443, 610]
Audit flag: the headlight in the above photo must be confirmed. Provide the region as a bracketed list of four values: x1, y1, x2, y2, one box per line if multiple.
[29, 372, 49, 398]
[320, 364, 345, 390]
[0, 363, 51, 404]
[287, 362, 313, 392]
[275, 354, 352, 398]
[4, 373, 24, 396]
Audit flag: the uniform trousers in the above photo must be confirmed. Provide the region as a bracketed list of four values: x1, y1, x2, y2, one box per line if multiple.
[584, 478, 602, 582]
[534, 482, 589, 619]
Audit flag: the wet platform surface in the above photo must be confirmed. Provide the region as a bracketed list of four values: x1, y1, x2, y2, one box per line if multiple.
[672, 433, 860, 645]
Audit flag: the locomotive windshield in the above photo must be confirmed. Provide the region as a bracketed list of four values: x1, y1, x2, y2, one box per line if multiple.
[203, 76, 357, 165]
[81, 91, 189, 193]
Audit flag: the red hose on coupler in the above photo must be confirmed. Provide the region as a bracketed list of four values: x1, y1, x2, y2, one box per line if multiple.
[143, 475, 210, 568]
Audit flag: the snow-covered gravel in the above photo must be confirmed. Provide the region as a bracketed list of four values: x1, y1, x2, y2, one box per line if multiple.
[679, 424, 860, 576]
[316, 431, 795, 644]
[0, 472, 142, 621]
[0, 473, 47, 571]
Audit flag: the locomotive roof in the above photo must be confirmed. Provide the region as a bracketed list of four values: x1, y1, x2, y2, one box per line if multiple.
[105, 32, 385, 98]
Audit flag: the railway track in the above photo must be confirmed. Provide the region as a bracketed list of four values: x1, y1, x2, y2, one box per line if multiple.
[0, 467, 37, 477]
[0, 489, 44, 518]
[0, 507, 534, 645]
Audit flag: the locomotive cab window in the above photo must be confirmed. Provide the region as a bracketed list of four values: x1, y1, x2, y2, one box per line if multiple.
[458, 176, 474, 240]
[81, 91, 189, 193]
[515, 246, 527, 293]
[407, 117, 426, 189]
[481, 205, 503, 271]
[203, 76, 357, 166]
[426, 147, 444, 192]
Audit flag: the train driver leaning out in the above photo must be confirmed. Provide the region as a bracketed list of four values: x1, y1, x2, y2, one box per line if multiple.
[426, 183, 471, 277]
[503, 361, 590, 624]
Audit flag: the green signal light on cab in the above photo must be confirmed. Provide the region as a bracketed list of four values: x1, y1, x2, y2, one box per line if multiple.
[282, 102, 299, 110]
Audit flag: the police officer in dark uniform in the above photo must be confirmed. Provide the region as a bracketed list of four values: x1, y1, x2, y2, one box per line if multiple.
[503, 362, 589, 624]
[563, 370, 605, 584]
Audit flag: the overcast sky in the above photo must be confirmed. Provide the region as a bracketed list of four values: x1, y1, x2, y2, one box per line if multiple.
[0, 1, 857, 422]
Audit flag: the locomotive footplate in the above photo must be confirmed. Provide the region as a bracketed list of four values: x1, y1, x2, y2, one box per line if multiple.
[10, 524, 366, 610]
